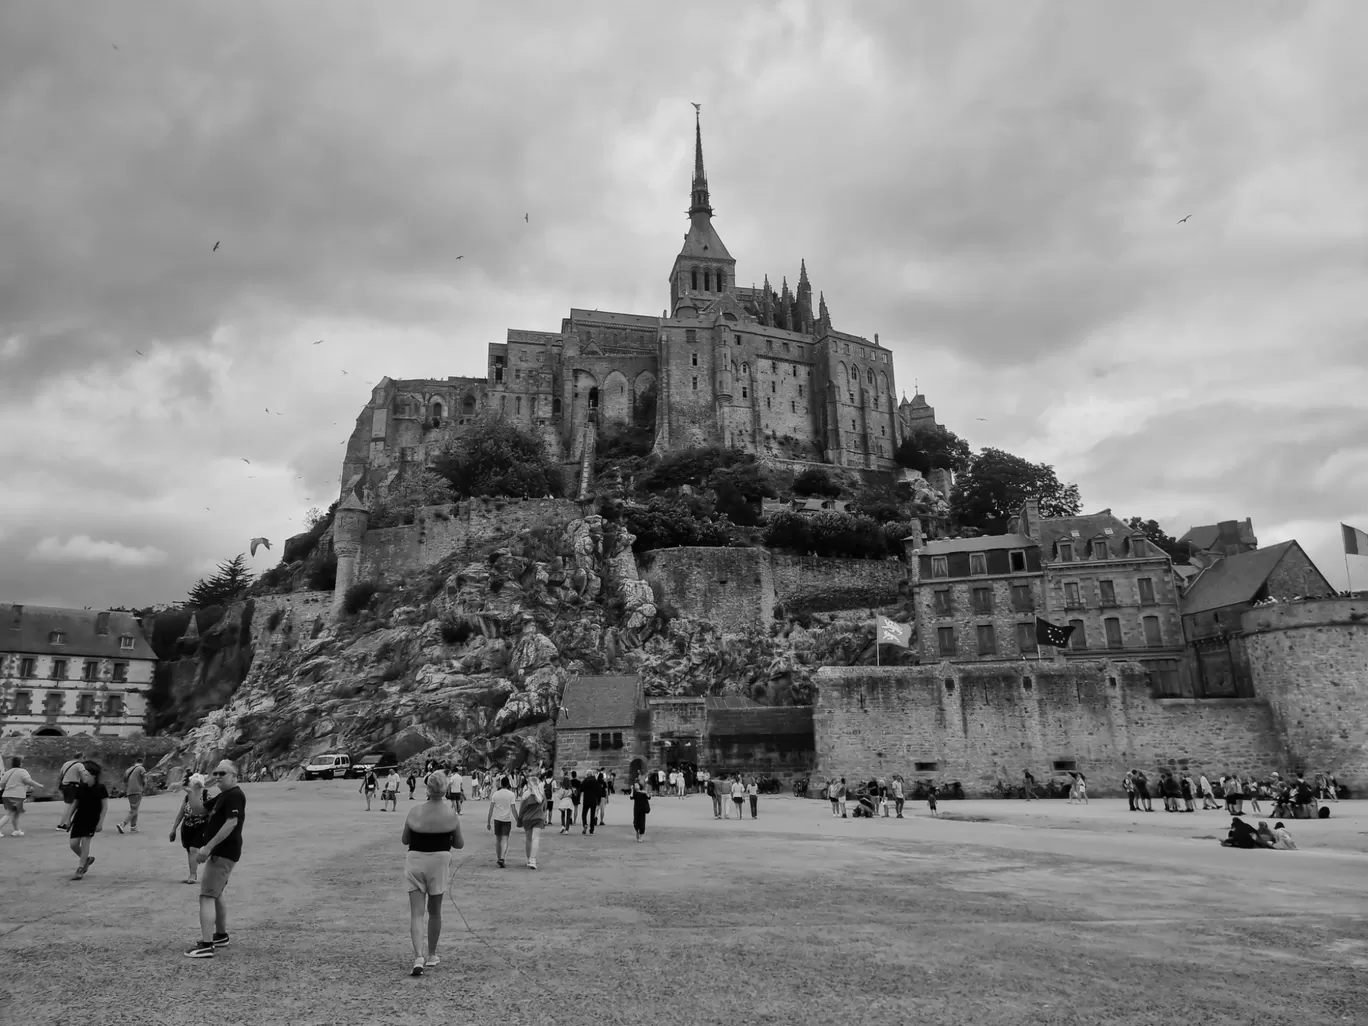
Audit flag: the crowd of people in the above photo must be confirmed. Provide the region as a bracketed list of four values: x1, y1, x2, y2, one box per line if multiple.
[1121, 769, 1337, 819]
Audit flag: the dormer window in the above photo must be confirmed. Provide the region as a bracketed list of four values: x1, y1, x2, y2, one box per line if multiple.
[1058, 543, 1074, 562]
[1091, 539, 1108, 559]
[119, 635, 134, 650]
[49, 630, 66, 645]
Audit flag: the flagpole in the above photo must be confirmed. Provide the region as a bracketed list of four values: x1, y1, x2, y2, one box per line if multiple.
[1346, 551, 1354, 596]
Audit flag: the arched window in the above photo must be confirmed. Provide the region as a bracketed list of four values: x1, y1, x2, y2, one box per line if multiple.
[867, 370, 875, 386]
[553, 396, 562, 415]
[741, 363, 749, 374]
[716, 270, 725, 291]
[704, 270, 712, 292]
[515, 396, 521, 414]
[588, 387, 599, 409]
[431, 402, 443, 426]
[462, 394, 476, 416]
[691, 267, 699, 291]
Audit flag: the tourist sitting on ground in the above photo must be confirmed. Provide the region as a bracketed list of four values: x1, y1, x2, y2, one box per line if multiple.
[1220, 816, 1265, 849]
[1272, 822, 1298, 849]
[852, 791, 878, 818]
[1255, 821, 1278, 847]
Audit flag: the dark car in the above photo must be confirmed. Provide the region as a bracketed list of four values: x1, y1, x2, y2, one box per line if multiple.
[346, 751, 399, 779]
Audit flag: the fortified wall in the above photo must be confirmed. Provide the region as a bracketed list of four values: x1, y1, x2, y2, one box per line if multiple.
[638, 546, 906, 629]
[1242, 597, 1368, 791]
[813, 662, 1286, 796]
[0, 735, 179, 798]
[249, 591, 334, 653]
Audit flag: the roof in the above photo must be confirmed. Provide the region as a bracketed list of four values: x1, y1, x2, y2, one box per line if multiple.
[1178, 519, 1256, 551]
[918, 533, 1037, 555]
[704, 695, 759, 710]
[677, 216, 734, 262]
[1179, 541, 1298, 615]
[1, 605, 157, 661]
[567, 309, 660, 328]
[1038, 510, 1149, 560]
[558, 675, 641, 729]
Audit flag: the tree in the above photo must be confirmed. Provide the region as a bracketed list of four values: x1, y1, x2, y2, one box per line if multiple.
[1125, 516, 1192, 564]
[187, 554, 255, 609]
[707, 461, 777, 527]
[950, 448, 1082, 534]
[894, 424, 972, 475]
[433, 416, 565, 499]
[792, 466, 841, 498]
[633, 381, 658, 431]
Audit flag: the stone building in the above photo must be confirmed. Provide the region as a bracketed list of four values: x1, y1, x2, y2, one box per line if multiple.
[1179, 539, 1335, 697]
[0, 605, 155, 737]
[339, 111, 913, 506]
[645, 695, 815, 787]
[552, 675, 648, 781]
[1179, 519, 1258, 558]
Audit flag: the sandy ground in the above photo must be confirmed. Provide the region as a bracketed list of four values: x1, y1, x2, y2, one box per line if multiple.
[2, 786, 1365, 1026]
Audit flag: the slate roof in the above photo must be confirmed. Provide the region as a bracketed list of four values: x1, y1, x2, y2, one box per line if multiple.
[1037, 510, 1146, 560]
[678, 217, 734, 261]
[567, 309, 660, 328]
[1, 605, 156, 661]
[558, 675, 641, 729]
[1179, 541, 1298, 615]
[918, 533, 1037, 555]
[704, 695, 759, 710]
[1178, 519, 1256, 551]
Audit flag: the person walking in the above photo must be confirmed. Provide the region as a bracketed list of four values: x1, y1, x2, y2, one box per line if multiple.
[891, 774, 905, 819]
[486, 775, 516, 868]
[1199, 774, 1219, 810]
[0, 756, 38, 836]
[1075, 773, 1089, 805]
[448, 769, 465, 815]
[1123, 771, 1137, 811]
[1245, 776, 1262, 815]
[1022, 768, 1036, 800]
[1134, 770, 1153, 812]
[569, 771, 582, 825]
[55, 751, 90, 831]
[747, 776, 759, 819]
[828, 777, 840, 817]
[836, 778, 848, 819]
[401, 771, 464, 976]
[382, 774, 399, 811]
[631, 782, 651, 841]
[184, 760, 247, 958]
[169, 774, 211, 884]
[67, 761, 108, 880]
[926, 782, 939, 817]
[706, 774, 721, 819]
[515, 774, 545, 870]
[556, 774, 574, 833]
[579, 770, 602, 834]
[360, 771, 378, 811]
[406, 772, 417, 800]
[731, 777, 746, 821]
[115, 756, 147, 834]
[597, 770, 610, 824]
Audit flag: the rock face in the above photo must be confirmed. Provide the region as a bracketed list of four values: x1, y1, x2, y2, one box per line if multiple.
[167, 517, 911, 776]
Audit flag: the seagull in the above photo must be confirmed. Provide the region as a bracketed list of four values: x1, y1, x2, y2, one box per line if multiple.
[249, 537, 271, 557]
[975, 417, 987, 421]
[241, 458, 251, 464]
[456, 255, 464, 260]
[691, 102, 700, 112]
[524, 213, 528, 222]
[341, 370, 348, 375]
[135, 350, 144, 356]
[314, 339, 323, 345]
[213, 241, 220, 251]
[1177, 214, 1192, 224]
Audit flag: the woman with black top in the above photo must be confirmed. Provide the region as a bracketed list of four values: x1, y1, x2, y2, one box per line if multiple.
[401, 771, 464, 977]
[360, 771, 378, 811]
[631, 782, 651, 841]
[169, 773, 211, 884]
[68, 761, 108, 880]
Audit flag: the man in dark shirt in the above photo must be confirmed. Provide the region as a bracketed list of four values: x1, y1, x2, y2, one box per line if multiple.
[186, 760, 247, 958]
[579, 771, 602, 835]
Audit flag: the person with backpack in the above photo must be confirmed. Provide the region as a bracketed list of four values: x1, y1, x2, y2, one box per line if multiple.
[514, 773, 545, 870]
[116, 756, 147, 834]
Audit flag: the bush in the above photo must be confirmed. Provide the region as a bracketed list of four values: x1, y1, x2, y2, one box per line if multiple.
[763, 510, 897, 560]
[793, 467, 841, 498]
[343, 580, 380, 615]
[433, 416, 565, 499]
[638, 446, 741, 493]
[622, 498, 733, 552]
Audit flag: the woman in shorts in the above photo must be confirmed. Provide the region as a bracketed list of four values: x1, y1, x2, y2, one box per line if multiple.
[486, 775, 516, 868]
[68, 761, 108, 880]
[516, 773, 546, 870]
[401, 772, 464, 977]
[169, 773, 211, 883]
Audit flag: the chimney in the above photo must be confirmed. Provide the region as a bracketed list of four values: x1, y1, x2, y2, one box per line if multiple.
[9, 604, 21, 628]
[96, 611, 110, 635]
[1214, 520, 1245, 556]
[1018, 498, 1041, 542]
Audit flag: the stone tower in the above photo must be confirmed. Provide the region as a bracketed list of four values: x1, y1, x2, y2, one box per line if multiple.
[330, 490, 370, 621]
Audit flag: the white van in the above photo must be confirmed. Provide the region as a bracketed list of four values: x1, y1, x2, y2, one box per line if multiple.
[302, 753, 351, 780]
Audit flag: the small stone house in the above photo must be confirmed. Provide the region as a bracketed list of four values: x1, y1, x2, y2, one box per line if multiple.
[553, 675, 648, 781]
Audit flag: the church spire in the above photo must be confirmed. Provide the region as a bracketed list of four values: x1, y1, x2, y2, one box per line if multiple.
[689, 105, 712, 218]
[817, 291, 831, 337]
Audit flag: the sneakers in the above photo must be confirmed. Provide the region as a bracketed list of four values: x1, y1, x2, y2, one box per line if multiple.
[424, 955, 440, 968]
[11, 830, 23, 836]
[497, 859, 505, 868]
[185, 941, 216, 958]
[526, 860, 537, 870]
[212, 933, 230, 947]
[116, 823, 125, 834]
[410, 958, 425, 977]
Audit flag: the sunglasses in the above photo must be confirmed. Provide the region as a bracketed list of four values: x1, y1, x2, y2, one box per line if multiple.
[212, 771, 229, 776]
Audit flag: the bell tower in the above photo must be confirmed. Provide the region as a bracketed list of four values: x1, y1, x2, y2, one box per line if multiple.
[668, 107, 737, 317]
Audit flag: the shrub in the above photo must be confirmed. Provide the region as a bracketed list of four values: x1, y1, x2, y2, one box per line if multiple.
[266, 608, 284, 632]
[638, 445, 741, 493]
[621, 498, 733, 552]
[433, 416, 565, 499]
[793, 466, 841, 498]
[764, 510, 896, 559]
[343, 580, 380, 615]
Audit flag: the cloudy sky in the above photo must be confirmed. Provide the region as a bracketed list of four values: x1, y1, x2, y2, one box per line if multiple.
[3, 0, 1366, 610]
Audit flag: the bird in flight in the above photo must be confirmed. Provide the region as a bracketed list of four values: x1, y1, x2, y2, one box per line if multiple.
[249, 537, 272, 557]
[691, 102, 700, 112]
[975, 417, 988, 421]
[314, 339, 323, 345]
[1177, 214, 1192, 224]
[241, 458, 251, 464]
[456, 255, 464, 260]
[135, 350, 143, 356]
[112, 44, 120, 50]
[213, 241, 220, 251]
[524, 213, 529, 223]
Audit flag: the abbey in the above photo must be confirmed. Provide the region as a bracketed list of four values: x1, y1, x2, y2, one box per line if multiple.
[341, 113, 940, 503]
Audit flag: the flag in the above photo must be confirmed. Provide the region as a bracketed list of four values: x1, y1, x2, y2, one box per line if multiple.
[876, 615, 912, 648]
[1035, 617, 1075, 648]
[1343, 523, 1368, 556]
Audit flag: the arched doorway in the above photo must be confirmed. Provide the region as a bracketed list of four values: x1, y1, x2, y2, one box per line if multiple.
[629, 758, 644, 787]
[587, 387, 599, 410]
[34, 726, 66, 737]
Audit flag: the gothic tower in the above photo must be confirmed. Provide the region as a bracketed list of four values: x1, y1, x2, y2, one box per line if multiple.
[668, 109, 737, 317]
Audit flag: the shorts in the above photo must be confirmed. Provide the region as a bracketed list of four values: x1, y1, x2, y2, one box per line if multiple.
[127, 793, 143, 811]
[199, 856, 237, 898]
[493, 820, 511, 837]
[61, 783, 78, 803]
[2, 796, 24, 815]
[181, 824, 206, 850]
[405, 850, 452, 894]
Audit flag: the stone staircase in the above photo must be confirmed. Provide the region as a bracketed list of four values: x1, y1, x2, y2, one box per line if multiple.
[576, 411, 597, 501]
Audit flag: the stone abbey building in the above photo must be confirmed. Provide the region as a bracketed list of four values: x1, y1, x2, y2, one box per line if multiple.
[341, 113, 941, 504]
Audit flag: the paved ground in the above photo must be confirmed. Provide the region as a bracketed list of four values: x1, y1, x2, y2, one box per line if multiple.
[2, 786, 1365, 1026]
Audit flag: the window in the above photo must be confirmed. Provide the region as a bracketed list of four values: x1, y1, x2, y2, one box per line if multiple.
[690, 269, 698, 290]
[969, 552, 987, 575]
[104, 693, 124, 717]
[588, 733, 601, 750]
[76, 693, 95, 716]
[943, 679, 955, 692]
[1021, 676, 1033, 690]
[1069, 620, 1087, 650]
[82, 660, 99, 682]
[1138, 578, 1155, 604]
[1143, 616, 1162, 648]
[914, 761, 939, 772]
[937, 627, 956, 656]
[12, 690, 31, 715]
[44, 692, 64, 715]
[1017, 623, 1038, 654]
[1091, 539, 1108, 559]
[783, 342, 790, 353]
[1058, 543, 1074, 562]
[1009, 550, 1027, 573]
[932, 589, 953, 615]
[112, 662, 128, 682]
[1099, 580, 1117, 606]
[49, 630, 66, 645]
[1104, 617, 1123, 649]
[686, 329, 697, 343]
[515, 397, 521, 414]
[500, 395, 507, 411]
[770, 381, 776, 393]
[930, 556, 948, 578]
[50, 659, 67, 680]
[798, 385, 803, 397]
[1131, 538, 1148, 557]
[972, 587, 993, 614]
[553, 397, 562, 415]
[692, 377, 698, 390]
[976, 624, 997, 656]
[1064, 582, 1081, 607]
[741, 387, 748, 398]
[791, 401, 796, 412]
[1053, 759, 1077, 772]
[691, 352, 698, 366]
[1011, 584, 1033, 611]
[119, 635, 134, 650]
[766, 398, 771, 409]
[19, 657, 35, 678]
[612, 732, 624, 749]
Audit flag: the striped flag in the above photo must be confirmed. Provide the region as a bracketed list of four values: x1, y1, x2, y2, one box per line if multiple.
[1343, 523, 1368, 556]
[876, 615, 912, 648]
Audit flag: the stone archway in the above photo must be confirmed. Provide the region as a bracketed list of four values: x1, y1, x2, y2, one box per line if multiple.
[33, 726, 66, 737]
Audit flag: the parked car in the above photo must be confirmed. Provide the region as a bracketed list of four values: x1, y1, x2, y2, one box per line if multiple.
[301, 753, 352, 780]
[346, 751, 399, 779]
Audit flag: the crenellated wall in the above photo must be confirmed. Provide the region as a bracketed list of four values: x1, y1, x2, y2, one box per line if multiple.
[1242, 597, 1368, 791]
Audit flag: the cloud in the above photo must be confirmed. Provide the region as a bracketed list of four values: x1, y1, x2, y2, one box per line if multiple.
[0, 0, 1366, 607]
[31, 536, 168, 568]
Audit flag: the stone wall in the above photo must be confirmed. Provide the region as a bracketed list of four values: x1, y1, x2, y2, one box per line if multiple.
[705, 705, 815, 786]
[554, 726, 648, 783]
[638, 547, 775, 628]
[813, 662, 1286, 796]
[1265, 545, 1337, 600]
[771, 554, 906, 614]
[249, 591, 334, 653]
[1242, 597, 1368, 791]
[0, 735, 179, 799]
[356, 498, 583, 581]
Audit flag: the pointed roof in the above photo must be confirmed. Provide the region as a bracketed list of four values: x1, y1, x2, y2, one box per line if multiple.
[677, 109, 733, 263]
[1180, 540, 1308, 615]
[798, 259, 810, 289]
[689, 108, 711, 217]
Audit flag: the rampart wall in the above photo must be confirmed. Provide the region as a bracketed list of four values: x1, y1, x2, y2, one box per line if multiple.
[771, 554, 906, 613]
[813, 661, 1286, 796]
